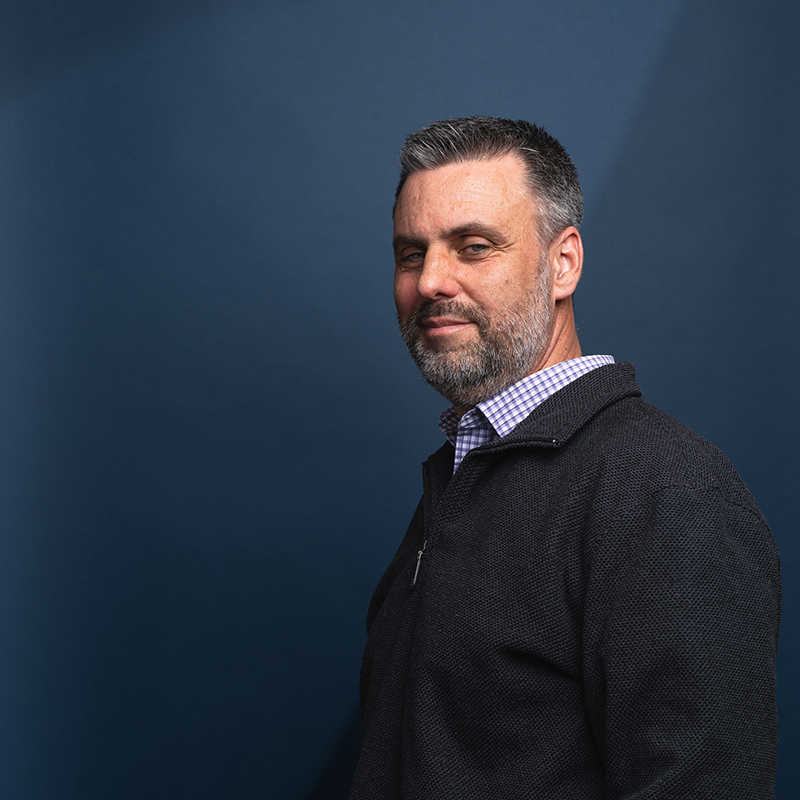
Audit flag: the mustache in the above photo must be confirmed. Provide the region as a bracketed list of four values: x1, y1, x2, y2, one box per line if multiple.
[407, 301, 486, 327]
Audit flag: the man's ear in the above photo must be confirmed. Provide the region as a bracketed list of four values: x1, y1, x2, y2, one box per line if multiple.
[549, 226, 583, 301]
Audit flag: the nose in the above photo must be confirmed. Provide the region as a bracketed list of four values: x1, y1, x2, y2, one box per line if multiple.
[416, 249, 459, 301]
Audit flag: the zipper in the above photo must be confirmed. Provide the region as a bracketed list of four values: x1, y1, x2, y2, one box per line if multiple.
[411, 460, 435, 590]
[411, 539, 427, 589]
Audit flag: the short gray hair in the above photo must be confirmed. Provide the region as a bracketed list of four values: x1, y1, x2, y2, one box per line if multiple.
[394, 116, 583, 245]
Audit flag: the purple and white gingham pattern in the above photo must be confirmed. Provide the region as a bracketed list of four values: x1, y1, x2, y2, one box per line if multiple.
[440, 355, 615, 472]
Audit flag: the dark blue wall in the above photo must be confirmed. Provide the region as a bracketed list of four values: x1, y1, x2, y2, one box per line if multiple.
[1, 1, 796, 797]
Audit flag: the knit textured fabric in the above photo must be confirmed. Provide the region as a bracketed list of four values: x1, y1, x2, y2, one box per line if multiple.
[349, 362, 781, 799]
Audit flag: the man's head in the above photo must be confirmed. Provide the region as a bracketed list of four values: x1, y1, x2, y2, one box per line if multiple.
[393, 117, 585, 410]
[394, 116, 583, 246]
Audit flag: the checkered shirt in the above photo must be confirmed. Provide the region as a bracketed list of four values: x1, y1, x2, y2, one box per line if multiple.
[440, 355, 615, 472]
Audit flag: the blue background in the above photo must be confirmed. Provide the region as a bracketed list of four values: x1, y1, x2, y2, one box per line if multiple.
[1, 0, 797, 797]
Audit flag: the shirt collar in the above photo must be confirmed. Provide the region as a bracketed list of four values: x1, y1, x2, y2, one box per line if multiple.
[440, 355, 616, 448]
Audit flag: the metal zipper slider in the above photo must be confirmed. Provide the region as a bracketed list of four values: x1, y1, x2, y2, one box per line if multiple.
[411, 539, 428, 589]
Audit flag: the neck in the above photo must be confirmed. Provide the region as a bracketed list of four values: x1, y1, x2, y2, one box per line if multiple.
[527, 298, 582, 377]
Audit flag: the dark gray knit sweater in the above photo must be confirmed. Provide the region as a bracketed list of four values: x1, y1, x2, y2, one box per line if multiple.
[349, 363, 780, 799]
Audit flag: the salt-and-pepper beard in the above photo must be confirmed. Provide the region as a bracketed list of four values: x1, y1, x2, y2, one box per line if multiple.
[399, 260, 554, 409]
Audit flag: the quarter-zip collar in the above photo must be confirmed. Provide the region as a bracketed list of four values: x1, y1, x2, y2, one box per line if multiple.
[475, 361, 642, 452]
[418, 362, 642, 551]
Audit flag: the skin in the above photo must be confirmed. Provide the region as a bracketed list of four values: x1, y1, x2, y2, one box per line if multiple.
[393, 154, 584, 411]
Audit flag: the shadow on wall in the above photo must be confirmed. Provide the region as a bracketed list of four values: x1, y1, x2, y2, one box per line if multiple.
[306, 709, 361, 799]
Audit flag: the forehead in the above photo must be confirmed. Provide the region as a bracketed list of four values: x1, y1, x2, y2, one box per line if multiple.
[393, 154, 535, 237]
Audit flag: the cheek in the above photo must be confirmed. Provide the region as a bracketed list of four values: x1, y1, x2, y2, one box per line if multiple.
[393, 275, 417, 315]
[466, 277, 511, 311]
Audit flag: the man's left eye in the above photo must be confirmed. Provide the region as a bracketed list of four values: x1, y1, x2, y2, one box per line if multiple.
[464, 243, 489, 254]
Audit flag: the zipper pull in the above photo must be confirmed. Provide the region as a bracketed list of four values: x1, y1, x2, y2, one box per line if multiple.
[411, 540, 428, 589]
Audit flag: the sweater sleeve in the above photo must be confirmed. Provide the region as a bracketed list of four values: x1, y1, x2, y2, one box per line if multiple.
[582, 485, 781, 800]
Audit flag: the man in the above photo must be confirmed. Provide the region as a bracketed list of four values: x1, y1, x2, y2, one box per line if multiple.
[349, 117, 780, 799]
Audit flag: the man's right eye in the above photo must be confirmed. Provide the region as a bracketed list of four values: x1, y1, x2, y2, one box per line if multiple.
[397, 251, 424, 266]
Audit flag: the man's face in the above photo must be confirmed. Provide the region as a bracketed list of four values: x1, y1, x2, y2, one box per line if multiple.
[393, 154, 555, 409]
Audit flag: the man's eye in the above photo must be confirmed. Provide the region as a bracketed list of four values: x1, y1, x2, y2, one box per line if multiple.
[464, 243, 490, 255]
[399, 251, 424, 264]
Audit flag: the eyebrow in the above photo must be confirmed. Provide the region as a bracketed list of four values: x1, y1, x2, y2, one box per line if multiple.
[392, 234, 425, 251]
[393, 223, 507, 251]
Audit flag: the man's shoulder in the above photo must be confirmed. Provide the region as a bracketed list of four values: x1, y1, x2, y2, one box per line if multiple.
[508, 361, 761, 512]
[590, 392, 746, 491]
